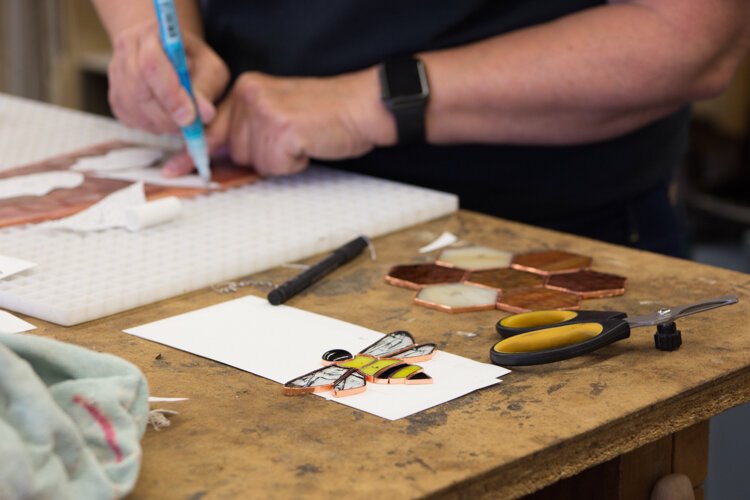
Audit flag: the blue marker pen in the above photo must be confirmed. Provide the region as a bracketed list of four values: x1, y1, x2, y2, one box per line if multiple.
[153, 0, 211, 182]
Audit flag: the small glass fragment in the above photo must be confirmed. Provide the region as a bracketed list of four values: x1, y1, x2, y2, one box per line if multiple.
[437, 245, 513, 270]
[385, 263, 466, 290]
[415, 283, 499, 313]
[464, 267, 544, 291]
[496, 287, 581, 313]
[545, 270, 627, 298]
[511, 250, 592, 275]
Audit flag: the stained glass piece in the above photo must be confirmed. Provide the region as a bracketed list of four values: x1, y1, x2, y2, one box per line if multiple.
[385, 263, 466, 290]
[511, 250, 592, 275]
[322, 349, 353, 363]
[437, 245, 513, 271]
[283, 365, 349, 395]
[332, 371, 366, 397]
[394, 344, 436, 361]
[360, 359, 403, 377]
[464, 267, 544, 291]
[338, 355, 377, 369]
[360, 331, 415, 357]
[546, 270, 627, 298]
[496, 287, 581, 313]
[415, 283, 498, 313]
[405, 372, 432, 385]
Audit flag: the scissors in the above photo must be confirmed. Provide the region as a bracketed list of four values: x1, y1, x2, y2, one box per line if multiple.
[490, 295, 738, 366]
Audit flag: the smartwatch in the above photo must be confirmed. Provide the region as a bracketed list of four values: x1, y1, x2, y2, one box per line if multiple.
[378, 56, 430, 144]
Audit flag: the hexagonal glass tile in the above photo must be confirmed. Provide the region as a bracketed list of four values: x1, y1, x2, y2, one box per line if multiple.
[385, 263, 466, 290]
[464, 268, 543, 291]
[415, 283, 498, 313]
[496, 287, 581, 313]
[545, 270, 627, 298]
[511, 250, 592, 275]
[437, 245, 513, 271]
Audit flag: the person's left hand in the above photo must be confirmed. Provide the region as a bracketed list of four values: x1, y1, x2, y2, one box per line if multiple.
[162, 68, 397, 177]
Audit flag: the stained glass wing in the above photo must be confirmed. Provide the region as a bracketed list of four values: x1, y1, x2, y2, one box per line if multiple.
[393, 343, 437, 360]
[359, 331, 415, 358]
[283, 365, 349, 395]
[331, 370, 366, 397]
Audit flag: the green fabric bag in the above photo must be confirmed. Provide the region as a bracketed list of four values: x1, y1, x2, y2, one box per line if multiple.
[0, 332, 149, 499]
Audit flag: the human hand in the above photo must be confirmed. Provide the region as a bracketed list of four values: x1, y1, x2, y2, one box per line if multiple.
[162, 68, 397, 177]
[108, 20, 229, 134]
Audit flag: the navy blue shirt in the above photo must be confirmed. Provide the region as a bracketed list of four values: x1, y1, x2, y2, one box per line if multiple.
[202, 1, 689, 224]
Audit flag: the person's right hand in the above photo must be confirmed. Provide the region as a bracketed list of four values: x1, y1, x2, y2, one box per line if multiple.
[108, 20, 230, 134]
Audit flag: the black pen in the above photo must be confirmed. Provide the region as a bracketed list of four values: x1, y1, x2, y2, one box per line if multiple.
[267, 236, 370, 306]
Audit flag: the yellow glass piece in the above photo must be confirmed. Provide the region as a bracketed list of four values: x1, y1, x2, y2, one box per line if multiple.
[494, 322, 604, 353]
[338, 355, 376, 369]
[500, 310, 578, 329]
[359, 359, 402, 376]
[391, 365, 422, 379]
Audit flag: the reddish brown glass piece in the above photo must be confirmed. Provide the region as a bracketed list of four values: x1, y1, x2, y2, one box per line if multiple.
[545, 270, 627, 299]
[464, 268, 544, 291]
[385, 263, 466, 290]
[511, 250, 592, 276]
[496, 287, 581, 313]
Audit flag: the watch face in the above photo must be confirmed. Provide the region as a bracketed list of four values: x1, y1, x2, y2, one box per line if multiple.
[387, 58, 425, 96]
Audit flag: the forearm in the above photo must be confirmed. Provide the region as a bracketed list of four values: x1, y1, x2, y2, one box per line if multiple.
[92, 0, 203, 39]
[419, 0, 750, 145]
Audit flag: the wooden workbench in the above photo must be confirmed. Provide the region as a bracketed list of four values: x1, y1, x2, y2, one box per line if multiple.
[30, 211, 750, 499]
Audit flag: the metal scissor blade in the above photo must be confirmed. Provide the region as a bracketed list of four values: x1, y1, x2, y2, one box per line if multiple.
[626, 295, 739, 328]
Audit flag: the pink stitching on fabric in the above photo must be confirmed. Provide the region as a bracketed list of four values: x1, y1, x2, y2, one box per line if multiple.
[72, 395, 123, 463]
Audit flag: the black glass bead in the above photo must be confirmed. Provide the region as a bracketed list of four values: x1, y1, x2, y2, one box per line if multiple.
[322, 349, 353, 362]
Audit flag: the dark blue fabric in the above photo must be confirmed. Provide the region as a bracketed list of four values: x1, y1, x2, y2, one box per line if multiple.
[202, 1, 691, 255]
[540, 184, 690, 258]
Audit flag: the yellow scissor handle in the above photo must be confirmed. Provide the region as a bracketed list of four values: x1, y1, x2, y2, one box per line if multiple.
[499, 310, 579, 330]
[494, 322, 604, 353]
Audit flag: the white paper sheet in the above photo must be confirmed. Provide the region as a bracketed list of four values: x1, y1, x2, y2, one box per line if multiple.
[0, 310, 36, 333]
[124, 296, 509, 420]
[71, 147, 165, 172]
[94, 167, 219, 189]
[0, 171, 84, 200]
[0, 254, 36, 280]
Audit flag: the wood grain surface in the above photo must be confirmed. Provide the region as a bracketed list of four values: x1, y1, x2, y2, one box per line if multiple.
[22, 211, 750, 499]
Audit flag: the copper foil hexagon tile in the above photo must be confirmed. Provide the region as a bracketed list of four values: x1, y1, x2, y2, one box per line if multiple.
[496, 287, 581, 313]
[511, 250, 592, 276]
[385, 263, 466, 290]
[437, 245, 513, 271]
[464, 267, 544, 291]
[545, 269, 627, 299]
[415, 283, 499, 313]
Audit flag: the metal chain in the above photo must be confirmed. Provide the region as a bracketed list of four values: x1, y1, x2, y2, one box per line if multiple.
[211, 278, 276, 294]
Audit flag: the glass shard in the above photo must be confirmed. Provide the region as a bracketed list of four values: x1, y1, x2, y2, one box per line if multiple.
[415, 283, 498, 313]
[385, 263, 466, 290]
[545, 270, 627, 298]
[464, 267, 544, 291]
[437, 245, 513, 271]
[497, 287, 581, 313]
[511, 250, 592, 275]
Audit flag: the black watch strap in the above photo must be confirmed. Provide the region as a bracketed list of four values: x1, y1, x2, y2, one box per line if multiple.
[379, 57, 430, 144]
[392, 100, 426, 144]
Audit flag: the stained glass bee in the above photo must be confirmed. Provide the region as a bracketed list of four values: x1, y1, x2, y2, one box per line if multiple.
[283, 331, 437, 397]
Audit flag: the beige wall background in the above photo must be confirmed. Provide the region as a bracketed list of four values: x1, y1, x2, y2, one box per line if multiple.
[0, 1, 748, 137]
[0, 0, 109, 108]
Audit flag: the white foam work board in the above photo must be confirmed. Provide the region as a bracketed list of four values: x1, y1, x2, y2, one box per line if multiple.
[0, 94, 458, 326]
